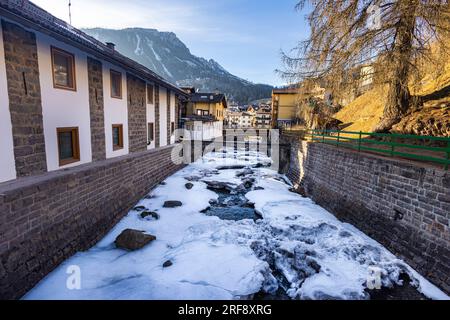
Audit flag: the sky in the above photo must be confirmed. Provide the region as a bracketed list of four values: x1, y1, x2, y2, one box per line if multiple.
[31, 0, 311, 86]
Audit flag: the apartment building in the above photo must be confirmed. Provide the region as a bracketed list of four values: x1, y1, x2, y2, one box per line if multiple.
[0, 0, 188, 183]
[255, 109, 272, 128]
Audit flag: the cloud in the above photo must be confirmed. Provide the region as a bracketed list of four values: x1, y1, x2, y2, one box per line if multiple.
[30, 0, 302, 85]
[32, 0, 198, 31]
[32, 0, 258, 44]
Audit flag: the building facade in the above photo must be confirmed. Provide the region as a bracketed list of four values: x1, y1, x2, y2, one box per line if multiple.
[239, 112, 255, 128]
[186, 91, 227, 121]
[181, 89, 227, 140]
[255, 109, 272, 128]
[271, 88, 300, 128]
[0, 0, 187, 184]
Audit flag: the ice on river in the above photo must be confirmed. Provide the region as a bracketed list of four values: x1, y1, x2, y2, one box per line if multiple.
[24, 149, 448, 300]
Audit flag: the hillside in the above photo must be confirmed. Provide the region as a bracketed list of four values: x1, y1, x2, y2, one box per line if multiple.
[82, 28, 273, 104]
[335, 63, 450, 137]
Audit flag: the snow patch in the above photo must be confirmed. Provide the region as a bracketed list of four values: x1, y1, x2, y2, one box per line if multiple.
[23, 148, 449, 300]
[134, 34, 144, 55]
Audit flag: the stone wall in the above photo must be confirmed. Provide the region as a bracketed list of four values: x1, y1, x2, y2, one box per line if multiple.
[87, 57, 106, 161]
[154, 84, 160, 148]
[282, 134, 450, 293]
[1, 20, 47, 176]
[126, 73, 147, 153]
[175, 95, 180, 130]
[167, 89, 171, 145]
[0, 145, 184, 299]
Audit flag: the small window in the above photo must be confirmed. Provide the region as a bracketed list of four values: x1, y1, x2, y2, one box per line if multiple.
[57, 127, 80, 166]
[112, 124, 123, 150]
[110, 70, 122, 99]
[147, 84, 154, 104]
[51, 47, 76, 90]
[202, 110, 209, 116]
[171, 122, 175, 135]
[148, 122, 154, 143]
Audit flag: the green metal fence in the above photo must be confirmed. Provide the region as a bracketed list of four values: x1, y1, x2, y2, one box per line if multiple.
[310, 129, 450, 170]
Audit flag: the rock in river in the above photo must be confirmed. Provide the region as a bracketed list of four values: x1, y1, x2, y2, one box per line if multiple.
[163, 260, 173, 268]
[163, 200, 183, 208]
[140, 211, 160, 220]
[115, 229, 156, 251]
[185, 182, 194, 190]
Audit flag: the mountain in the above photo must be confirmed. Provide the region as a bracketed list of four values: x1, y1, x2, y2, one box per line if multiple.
[82, 28, 273, 104]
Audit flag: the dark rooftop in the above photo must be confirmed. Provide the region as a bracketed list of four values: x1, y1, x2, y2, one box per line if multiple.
[190, 93, 227, 107]
[0, 0, 187, 96]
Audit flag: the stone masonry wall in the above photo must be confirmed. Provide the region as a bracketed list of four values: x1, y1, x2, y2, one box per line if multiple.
[154, 84, 160, 148]
[0, 145, 184, 299]
[282, 134, 450, 293]
[175, 95, 180, 130]
[1, 20, 47, 176]
[126, 73, 147, 153]
[87, 57, 106, 161]
[167, 89, 171, 145]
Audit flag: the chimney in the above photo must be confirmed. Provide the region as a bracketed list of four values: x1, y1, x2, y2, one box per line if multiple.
[106, 42, 115, 51]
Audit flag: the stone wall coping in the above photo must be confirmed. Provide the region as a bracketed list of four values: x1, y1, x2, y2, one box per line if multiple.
[0, 144, 178, 194]
[285, 136, 448, 176]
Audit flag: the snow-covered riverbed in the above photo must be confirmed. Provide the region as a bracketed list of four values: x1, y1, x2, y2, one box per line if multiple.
[24, 149, 448, 300]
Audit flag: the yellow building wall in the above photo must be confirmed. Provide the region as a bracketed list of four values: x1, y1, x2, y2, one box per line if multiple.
[192, 101, 225, 121]
[273, 93, 299, 120]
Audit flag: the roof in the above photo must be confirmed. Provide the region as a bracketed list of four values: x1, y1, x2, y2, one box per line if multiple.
[180, 86, 196, 94]
[272, 87, 300, 94]
[0, 0, 188, 97]
[190, 93, 227, 107]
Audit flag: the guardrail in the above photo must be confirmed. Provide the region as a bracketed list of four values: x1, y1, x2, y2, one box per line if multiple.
[309, 129, 450, 170]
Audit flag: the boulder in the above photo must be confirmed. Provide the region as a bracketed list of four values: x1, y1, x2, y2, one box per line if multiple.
[115, 229, 156, 251]
[185, 182, 194, 190]
[140, 211, 160, 220]
[163, 200, 182, 208]
[235, 168, 254, 177]
[163, 260, 173, 268]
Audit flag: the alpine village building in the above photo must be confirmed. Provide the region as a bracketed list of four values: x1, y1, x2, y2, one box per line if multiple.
[181, 87, 227, 140]
[0, 0, 190, 183]
[271, 87, 300, 128]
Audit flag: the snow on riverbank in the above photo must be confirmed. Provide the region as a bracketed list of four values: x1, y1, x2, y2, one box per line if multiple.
[24, 149, 448, 300]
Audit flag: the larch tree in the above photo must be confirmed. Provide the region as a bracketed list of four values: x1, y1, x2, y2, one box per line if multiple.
[281, 0, 450, 132]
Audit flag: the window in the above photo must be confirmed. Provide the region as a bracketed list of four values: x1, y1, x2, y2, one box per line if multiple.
[110, 70, 122, 99]
[171, 122, 175, 135]
[147, 84, 154, 104]
[112, 124, 123, 150]
[196, 109, 202, 116]
[51, 47, 76, 90]
[148, 122, 154, 143]
[57, 127, 80, 166]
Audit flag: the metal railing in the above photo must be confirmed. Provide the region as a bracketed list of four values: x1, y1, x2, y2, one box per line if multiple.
[309, 129, 450, 170]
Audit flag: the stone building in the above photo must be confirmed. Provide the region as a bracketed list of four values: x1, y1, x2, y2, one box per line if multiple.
[0, 0, 188, 184]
